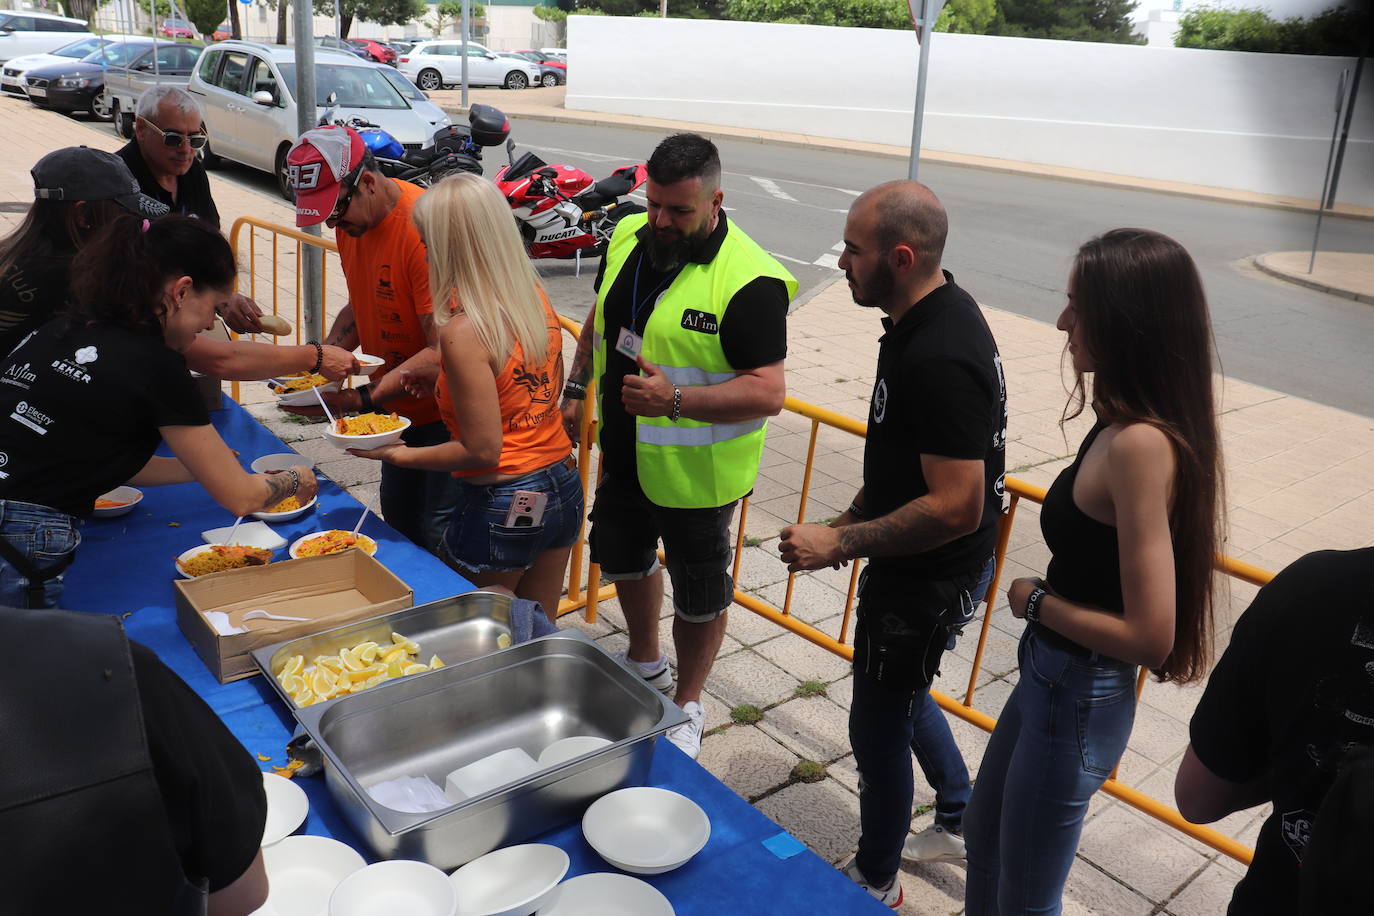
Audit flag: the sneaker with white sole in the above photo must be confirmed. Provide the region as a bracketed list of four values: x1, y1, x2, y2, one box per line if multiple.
[612, 649, 674, 693]
[841, 856, 903, 908]
[664, 700, 705, 759]
[902, 823, 966, 862]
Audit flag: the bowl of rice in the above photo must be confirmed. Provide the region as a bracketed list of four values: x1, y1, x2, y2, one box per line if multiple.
[251, 494, 318, 523]
[93, 486, 143, 518]
[322, 412, 411, 451]
[289, 530, 379, 559]
[250, 453, 316, 474]
[272, 372, 342, 408]
[176, 543, 275, 578]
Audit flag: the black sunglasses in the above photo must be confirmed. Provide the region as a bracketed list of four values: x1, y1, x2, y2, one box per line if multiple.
[138, 116, 209, 150]
[328, 168, 364, 223]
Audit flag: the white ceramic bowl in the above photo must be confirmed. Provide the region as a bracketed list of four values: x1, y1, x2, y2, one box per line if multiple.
[252, 495, 318, 524]
[251, 453, 317, 474]
[537, 873, 674, 916]
[176, 544, 275, 579]
[275, 379, 342, 407]
[92, 485, 143, 518]
[260, 835, 366, 916]
[537, 736, 613, 768]
[355, 353, 385, 376]
[447, 844, 568, 916]
[581, 787, 710, 875]
[261, 772, 310, 846]
[329, 859, 456, 916]
[289, 531, 379, 560]
[322, 414, 412, 451]
[444, 748, 539, 801]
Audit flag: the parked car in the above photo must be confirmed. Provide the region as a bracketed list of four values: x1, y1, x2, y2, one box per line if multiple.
[397, 40, 539, 91]
[0, 9, 92, 64]
[377, 64, 448, 125]
[158, 18, 195, 39]
[212, 22, 232, 42]
[189, 40, 450, 198]
[501, 50, 564, 87]
[509, 49, 565, 71]
[102, 40, 206, 137]
[386, 39, 417, 56]
[2, 32, 139, 96]
[314, 35, 368, 59]
[538, 47, 566, 57]
[23, 38, 200, 121]
[347, 37, 396, 64]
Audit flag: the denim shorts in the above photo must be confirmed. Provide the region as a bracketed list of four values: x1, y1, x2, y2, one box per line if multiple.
[439, 459, 583, 574]
[0, 499, 82, 609]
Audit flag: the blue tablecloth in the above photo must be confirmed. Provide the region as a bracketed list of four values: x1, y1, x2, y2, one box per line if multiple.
[62, 399, 883, 915]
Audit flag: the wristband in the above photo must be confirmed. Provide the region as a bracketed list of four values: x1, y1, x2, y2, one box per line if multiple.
[846, 501, 867, 520]
[562, 381, 586, 401]
[284, 468, 300, 499]
[1024, 586, 1047, 624]
[308, 341, 323, 375]
[358, 383, 375, 412]
[669, 386, 683, 422]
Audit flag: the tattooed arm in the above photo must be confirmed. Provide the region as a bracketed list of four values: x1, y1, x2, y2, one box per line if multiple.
[160, 425, 319, 517]
[561, 303, 597, 441]
[324, 303, 360, 351]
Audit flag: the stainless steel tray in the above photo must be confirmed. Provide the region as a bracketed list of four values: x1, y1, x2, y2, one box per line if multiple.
[292, 630, 687, 869]
[251, 590, 514, 709]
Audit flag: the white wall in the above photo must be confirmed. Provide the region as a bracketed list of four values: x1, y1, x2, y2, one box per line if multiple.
[566, 17, 1373, 206]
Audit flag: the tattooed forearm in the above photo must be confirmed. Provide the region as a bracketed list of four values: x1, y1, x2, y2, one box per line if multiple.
[835, 497, 959, 560]
[566, 307, 596, 387]
[324, 304, 358, 349]
[261, 472, 295, 510]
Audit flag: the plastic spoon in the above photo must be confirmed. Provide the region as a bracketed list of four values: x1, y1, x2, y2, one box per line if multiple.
[221, 515, 244, 545]
[205, 611, 247, 635]
[242, 609, 310, 623]
[312, 385, 337, 427]
[350, 498, 374, 539]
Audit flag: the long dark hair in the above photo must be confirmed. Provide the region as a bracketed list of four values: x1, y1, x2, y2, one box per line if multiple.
[1063, 228, 1223, 684]
[68, 215, 235, 336]
[0, 198, 124, 280]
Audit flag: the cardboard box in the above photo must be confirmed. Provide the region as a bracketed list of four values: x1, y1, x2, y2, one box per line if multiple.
[174, 550, 412, 683]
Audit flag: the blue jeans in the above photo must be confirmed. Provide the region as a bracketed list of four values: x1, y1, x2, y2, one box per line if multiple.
[848, 555, 995, 887]
[439, 459, 583, 573]
[379, 420, 464, 556]
[964, 625, 1139, 915]
[0, 500, 81, 609]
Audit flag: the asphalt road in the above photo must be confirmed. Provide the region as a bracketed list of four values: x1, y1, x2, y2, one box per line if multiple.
[89, 111, 1374, 416]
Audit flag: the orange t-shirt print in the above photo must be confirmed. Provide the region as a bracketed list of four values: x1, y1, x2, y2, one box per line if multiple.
[335, 179, 439, 427]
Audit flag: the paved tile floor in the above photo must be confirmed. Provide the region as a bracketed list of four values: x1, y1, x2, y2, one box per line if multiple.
[6, 94, 1374, 915]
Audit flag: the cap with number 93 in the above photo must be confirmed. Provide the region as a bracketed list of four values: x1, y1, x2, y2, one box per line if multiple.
[286, 125, 365, 227]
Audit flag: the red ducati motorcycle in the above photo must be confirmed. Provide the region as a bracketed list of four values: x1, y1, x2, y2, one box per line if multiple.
[493, 148, 648, 262]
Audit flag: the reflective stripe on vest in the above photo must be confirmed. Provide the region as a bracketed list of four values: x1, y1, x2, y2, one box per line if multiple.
[592, 213, 797, 509]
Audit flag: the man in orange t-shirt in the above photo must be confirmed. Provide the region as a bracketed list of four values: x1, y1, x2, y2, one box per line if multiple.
[283, 126, 460, 554]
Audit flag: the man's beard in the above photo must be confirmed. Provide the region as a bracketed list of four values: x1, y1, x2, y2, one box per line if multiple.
[647, 220, 712, 271]
[849, 260, 895, 309]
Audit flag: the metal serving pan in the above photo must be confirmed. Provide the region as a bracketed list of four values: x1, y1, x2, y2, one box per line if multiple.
[292, 630, 687, 869]
[251, 590, 514, 709]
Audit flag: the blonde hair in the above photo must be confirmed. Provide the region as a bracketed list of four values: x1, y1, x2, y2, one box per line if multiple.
[412, 173, 549, 365]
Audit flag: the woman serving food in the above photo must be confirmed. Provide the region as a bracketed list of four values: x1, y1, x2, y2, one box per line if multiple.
[0, 215, 318, 609]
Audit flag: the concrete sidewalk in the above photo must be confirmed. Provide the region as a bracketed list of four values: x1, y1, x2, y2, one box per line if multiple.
[1255, 250, 1374, 305]
[5, 94, 1374, 915]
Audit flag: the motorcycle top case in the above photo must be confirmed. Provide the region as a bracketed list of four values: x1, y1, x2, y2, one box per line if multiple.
[358, 128, 405, 160]
[432, 124, 480, 158]
[468, 103, 510, 147]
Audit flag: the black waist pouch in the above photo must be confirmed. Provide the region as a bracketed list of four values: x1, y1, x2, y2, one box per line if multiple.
[853, 566, 980, 694]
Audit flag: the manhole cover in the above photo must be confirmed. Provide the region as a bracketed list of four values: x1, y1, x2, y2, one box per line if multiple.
[0, 201, 30, 213]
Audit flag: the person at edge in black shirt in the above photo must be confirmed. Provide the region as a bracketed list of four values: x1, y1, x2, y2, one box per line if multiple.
[1176, 546, 1374, 916]
[0, 146, 358, 382]
[779, 181, 1006, 908]
[118, 85, 264, 336]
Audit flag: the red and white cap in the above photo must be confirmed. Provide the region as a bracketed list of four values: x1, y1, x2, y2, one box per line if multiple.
[286, 125, 366, 227]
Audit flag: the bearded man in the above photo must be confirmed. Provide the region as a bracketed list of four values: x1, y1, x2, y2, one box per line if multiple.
[561, 133, 795, 759]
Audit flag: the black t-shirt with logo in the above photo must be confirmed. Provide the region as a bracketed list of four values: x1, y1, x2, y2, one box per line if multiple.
[863, 272, 1007, 579]
[0, 317, 208, 518]
[0, 245, 75, 360]
[592, 214, 789, 482]
[1189, 547, 1374, 915]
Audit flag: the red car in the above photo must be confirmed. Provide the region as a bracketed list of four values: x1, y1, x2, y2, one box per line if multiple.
[510, 49, 566, 71]
[211, 22, 232, 42]
[347, 38, 397, 64]
[158, 18, 195, 39]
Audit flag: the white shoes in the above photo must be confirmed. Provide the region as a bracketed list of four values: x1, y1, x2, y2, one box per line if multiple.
[902, 823, 966, 862]
[665, 700, 705, 759]
[841, 856, 903, 908]
[612, 649, 674, 693]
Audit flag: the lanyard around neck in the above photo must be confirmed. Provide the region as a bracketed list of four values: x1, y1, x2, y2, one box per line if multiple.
[630, 249, 682, 330]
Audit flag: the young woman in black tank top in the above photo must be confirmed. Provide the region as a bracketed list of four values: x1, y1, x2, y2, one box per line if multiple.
[963, 229, 1224, 915]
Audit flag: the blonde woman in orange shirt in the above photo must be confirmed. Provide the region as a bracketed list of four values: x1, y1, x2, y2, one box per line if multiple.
[349, 174, 581, 622]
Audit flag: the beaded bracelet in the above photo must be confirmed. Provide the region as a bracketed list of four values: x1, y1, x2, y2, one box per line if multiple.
[669, 386, 683, 422]
[308, 342, 323, 375]
[284, 467, 300, 498]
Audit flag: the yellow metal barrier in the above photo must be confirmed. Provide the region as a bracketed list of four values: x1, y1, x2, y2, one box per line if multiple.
[231, 218, 1269, 868]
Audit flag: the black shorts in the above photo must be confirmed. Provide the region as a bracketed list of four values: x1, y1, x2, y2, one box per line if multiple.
[587, 473, 737, 623]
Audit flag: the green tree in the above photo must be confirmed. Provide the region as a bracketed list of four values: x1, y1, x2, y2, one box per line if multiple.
[314, 0, 427, 38]
[184, 0, 226, 36]
[421, 0, 485, 36]
[1174, 5, 1282, 52]
[935, 0, 998, 33]
[994, 0, 1140, 43]
[724, 0, 908, 29]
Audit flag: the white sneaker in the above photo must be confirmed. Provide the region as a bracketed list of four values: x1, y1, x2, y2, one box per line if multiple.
[841, 855, 903, 908]
[902, 824, 966, 862]
[664, 700, 705, 759]
[613, 649, 674, 693]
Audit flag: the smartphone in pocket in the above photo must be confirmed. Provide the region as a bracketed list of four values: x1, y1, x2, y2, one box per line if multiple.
[504, 490, 548, 528]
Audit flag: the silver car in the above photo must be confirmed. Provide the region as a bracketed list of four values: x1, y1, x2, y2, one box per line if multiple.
[190, 40, 452, 199]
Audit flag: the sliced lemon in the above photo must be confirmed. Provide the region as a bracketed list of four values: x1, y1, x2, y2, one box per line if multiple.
[356, 641, 380, 664]
[386, 658, 404, 679]
[315, 654, 345, 674]
[497, 633, 512, 650]
[429, 655, 444, 670]
[380, 646, 406, 666]
[310, 666, 338, 698]
[361, 674, 386, 690]
[340, 646, 366, 671]
[402, 661, 428, 676]
[391, 633, 420, 655]
[279, 655, 305, 678]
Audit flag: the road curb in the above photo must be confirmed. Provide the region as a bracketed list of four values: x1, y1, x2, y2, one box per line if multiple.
[441, 104, 1374, 222]
[1253, 254, 1374, 306]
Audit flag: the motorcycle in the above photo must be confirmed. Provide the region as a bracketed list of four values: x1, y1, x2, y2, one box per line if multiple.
[493, 148, 648, 262]
[316, 101, 511, 188]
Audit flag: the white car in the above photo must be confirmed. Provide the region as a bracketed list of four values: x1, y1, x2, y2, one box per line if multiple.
[396, 40, 540, 92]
[1, 32, 139, 95]
[0, 9, 92, 64]
[189, 40, 451, 199]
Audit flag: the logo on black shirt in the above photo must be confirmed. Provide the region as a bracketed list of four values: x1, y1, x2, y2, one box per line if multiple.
[51, 349, 93, 383]
[0, 450, 7, 479]
[680, 309, 718, 335]
[2, 362, 36, 390]
[872, 378, 888, 424]
[10, 400, 52, 434]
